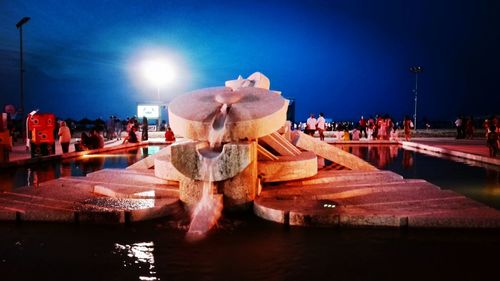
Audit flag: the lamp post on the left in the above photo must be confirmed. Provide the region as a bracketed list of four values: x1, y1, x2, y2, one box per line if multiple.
[16, 16, 30, 142]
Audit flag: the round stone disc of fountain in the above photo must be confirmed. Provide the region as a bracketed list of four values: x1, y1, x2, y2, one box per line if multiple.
[168, 87, 289, 141]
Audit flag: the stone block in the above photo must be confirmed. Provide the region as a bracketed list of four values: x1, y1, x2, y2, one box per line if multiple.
[127, 198, 182, 222]
[168, 87, 289, 142]
[171, 141, 253, 182]
[258, 151, 317, 182]
[257, 143, 279, 161]
[289, 211, 340, 227]
[179, 178, 205, 207]
[21, 209, 75, 222]
[78, 210, 125, 224]
[259, 132, 301, 156]
[221, 146, 258, 209]
[0, 209, 17, 221]
[253, 199, 287, 224]
[292, 131, 377, 171]
[154, 156, 183, 181]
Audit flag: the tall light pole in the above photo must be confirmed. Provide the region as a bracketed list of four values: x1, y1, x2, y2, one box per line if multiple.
[409, 66, 423, 130]
[16, 16, 30, 138]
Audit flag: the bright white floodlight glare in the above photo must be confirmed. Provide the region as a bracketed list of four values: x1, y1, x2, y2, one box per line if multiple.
[141, 59, 175, 88]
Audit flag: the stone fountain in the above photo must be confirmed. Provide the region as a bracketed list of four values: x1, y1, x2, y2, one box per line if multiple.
[161, 73, 292, 210]
[153, 72, 376, 234]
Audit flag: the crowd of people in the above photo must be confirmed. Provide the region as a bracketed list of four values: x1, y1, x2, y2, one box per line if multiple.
[298, 113, 499, 158]
[6, 106, 497, 158]
[454, 115, 476, 140]
[298, 114, 412, 141]
[454, 115, 499, 157]
[67, 115, 178, 153]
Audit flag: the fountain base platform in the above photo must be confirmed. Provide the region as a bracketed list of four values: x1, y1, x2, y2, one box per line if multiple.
[255, 169, 500, 228]
[0, 168, 182, 224]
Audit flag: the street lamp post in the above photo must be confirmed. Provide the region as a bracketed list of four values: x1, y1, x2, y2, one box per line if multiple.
[409, 66, 423, 130]
[16, 16, 30, 139]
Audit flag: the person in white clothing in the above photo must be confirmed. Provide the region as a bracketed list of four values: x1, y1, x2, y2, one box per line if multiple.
[306, 114, 317, 136]
[58, 121, 72, 153]
[317, 112, 326, 141]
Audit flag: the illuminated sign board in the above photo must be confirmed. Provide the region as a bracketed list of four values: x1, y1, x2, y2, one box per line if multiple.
[137, 105, 160, 119]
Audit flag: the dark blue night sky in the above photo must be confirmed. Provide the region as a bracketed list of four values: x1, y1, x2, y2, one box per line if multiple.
[1, 0, 499, 124]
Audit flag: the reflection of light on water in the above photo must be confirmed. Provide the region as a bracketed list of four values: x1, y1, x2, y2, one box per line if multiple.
[114, 242, 157, 281]
[402, 144, 500, 171]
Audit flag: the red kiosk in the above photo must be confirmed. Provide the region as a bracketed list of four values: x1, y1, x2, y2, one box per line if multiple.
[28, 113, 56, 157]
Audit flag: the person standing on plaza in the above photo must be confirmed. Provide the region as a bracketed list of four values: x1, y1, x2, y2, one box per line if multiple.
[359, 116, 367, 139]
[141, 116, 148, 141]
[317, 112, 326, 141]
[465, 116, 474, 139]
[306, 113, 317, 136]
[455, 116, 463, 139]
[114, 116, 122, 140]
[403, 115, 413, 141]
[486, 125, 498, 157]
[58, 121, 72, 153]
[106, 116, 115, 140]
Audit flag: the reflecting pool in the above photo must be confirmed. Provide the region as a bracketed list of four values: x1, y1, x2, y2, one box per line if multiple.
[0, 146, 164, 192]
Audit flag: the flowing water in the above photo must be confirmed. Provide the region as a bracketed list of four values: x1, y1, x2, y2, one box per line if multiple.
[187, 103, 230, 238]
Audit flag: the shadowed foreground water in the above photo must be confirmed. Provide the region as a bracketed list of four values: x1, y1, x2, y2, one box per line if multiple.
[0, 215, 499, 281]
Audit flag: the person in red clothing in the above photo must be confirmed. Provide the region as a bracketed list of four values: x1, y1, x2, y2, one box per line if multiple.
[164, 126, 176, 144]
[403, 115, 413, 141]
[358, 116, 367, 138]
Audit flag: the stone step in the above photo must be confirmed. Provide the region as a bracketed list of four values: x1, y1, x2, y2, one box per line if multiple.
[16, 179, 96, 202]
[255, 195, 500, 228]
[0, 187, 181, 223]
[274, 170, 404, 187]
[58, 176, 178, 191]
[258, 151, 318, 182]
[257, 143, 279, 161]
[342, 196, 487, 216]
[0, 196, 77, 222]
[84, 168, 171, 186]
[93, 183, 178, 199]
[87, 168, 156, 177]
[262, 179, 436, 199]
[292, 131, 377, 171]
[0, 192, 77, 211]
[259, 132, 301, 156]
